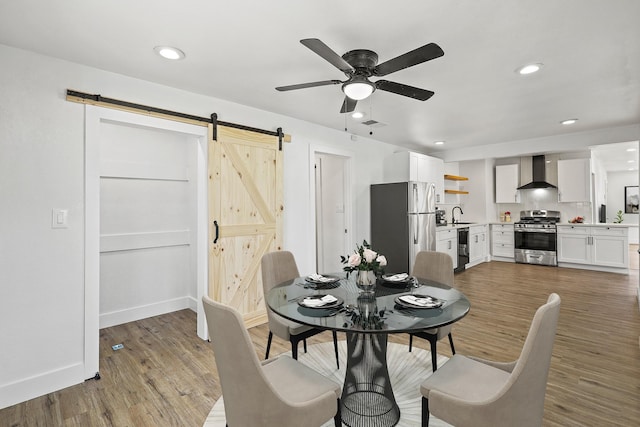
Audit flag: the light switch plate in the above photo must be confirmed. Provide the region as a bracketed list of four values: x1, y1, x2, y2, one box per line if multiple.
[52, 208, 68, 229]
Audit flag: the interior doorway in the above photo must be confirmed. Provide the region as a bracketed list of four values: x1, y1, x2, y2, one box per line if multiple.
[313, 150, 352, 274]
[84, 106, 208, 378]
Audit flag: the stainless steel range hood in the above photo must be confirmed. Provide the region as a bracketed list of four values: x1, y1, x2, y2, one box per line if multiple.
[517, 155, 557, 190]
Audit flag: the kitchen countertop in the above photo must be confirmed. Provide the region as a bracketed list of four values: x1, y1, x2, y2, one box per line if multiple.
[438, 222, 631, 229]
[556, 222, 630, 228]
[437, 223, 491, 230]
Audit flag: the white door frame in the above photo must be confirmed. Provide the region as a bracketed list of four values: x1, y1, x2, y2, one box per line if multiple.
[308, 145, 354, 273]
[84, 106, 209, 378]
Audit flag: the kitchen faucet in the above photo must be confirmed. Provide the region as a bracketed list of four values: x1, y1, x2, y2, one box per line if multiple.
[452, 206, 463, 224]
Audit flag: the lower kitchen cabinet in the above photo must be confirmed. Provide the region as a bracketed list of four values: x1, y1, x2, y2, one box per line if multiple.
[436, 228, 458, 270]
[469, 225, 488, 266]
[491, 224, 514, 260]
[557, 225, 628, 271]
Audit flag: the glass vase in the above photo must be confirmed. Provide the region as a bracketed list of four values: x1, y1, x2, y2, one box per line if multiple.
[356, 270, 376, 293]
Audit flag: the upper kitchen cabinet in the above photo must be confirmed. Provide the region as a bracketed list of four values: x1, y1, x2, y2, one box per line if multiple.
[557, 158, 590, 202]
[384, 151, 445, 203]
[495, 164, 521, 203]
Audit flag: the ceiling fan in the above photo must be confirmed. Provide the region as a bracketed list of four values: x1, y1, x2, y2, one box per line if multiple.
[276, 38, 444, 113]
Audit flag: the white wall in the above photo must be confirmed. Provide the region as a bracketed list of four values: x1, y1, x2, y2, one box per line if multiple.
[0, 44, 397, 408]
[607, 170, 639, 224]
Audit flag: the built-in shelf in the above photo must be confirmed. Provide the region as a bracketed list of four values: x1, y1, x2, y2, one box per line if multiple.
[444, 174, 468, 181]
[445, 189, 469, 194]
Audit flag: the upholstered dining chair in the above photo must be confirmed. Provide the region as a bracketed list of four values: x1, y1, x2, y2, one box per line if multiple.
[408, 250, 456, 372]
[420, 293, 561, 427]
[261, 251, 340, 368]
[202, 296, 342, 427]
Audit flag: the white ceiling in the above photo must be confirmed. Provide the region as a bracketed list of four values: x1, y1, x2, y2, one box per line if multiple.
[1, 0, 638, 164]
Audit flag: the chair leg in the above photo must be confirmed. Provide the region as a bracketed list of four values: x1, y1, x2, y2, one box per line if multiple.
[421, 397, 430, 427]
[409, 333, 414, 352]
[265, 331, 273, 359]
[291, 340, 299, 360]
[429, 338, 438, 372]
[334, 398, 342, 427]
[448, 333, 456, 355]
[332, 331, 340, 369]
[303, 338, 308, 353]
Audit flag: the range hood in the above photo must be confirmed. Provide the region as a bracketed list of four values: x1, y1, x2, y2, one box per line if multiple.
[517, 155, 557, 190]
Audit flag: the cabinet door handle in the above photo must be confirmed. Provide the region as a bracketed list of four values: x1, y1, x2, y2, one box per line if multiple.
[475, 235, 478, 243]
[448, 240, 451, 250]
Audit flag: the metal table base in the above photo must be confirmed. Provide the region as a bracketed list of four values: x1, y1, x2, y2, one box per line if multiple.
[340, 332, 400, 427]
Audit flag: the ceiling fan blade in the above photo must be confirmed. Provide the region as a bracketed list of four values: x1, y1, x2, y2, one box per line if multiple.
[374, 43, 444, 77]
[276, 80, 342, 91]
[340, 96, 357, 113]
[301, 38, 354, 73]
[376, 80, 435, 101]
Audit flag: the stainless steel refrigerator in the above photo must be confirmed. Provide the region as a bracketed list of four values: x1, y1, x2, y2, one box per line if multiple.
[370, 182, 437, 274]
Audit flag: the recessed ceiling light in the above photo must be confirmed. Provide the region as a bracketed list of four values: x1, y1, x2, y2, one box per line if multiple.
[351, 112, 364, 119]
[516, 63, 543, 75]
[627, 148, 636, 152]
[434, 141, 445, 145]
[628, 160, 635, 163]
[561, 119, 578, 125]
[154, 46, 185, 60]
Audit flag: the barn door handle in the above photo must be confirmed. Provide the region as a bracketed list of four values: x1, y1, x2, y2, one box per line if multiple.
[213, 220, 219, 244]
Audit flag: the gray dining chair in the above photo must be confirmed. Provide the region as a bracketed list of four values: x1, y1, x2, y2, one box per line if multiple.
[420, 293, 561, 427]
[408, 250, 456, 371]
[202, 296, 342, 427]
[261, 251, 340, 368]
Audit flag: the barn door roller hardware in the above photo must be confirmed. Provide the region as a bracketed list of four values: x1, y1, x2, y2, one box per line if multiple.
[66, 89, 290, 144]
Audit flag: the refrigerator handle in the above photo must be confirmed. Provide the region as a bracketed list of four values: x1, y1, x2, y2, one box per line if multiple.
[412, 183, 418, 212]
[413, 215, 418, 244]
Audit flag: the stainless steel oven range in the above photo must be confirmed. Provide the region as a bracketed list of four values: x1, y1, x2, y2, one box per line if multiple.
[514, 210, 560, 266]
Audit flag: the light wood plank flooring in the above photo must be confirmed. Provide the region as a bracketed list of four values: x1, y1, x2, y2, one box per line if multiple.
[1, 249, 638, 426]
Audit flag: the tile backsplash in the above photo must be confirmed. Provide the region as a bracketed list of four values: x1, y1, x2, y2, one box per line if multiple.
[496, 188, 592, 223]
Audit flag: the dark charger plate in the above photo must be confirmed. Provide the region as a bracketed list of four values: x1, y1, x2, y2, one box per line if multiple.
[394, 294, 443, 309]
[297, 295, 344, 310]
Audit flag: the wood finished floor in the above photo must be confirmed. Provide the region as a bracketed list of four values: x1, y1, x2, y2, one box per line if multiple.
[1, 248, 639, 426]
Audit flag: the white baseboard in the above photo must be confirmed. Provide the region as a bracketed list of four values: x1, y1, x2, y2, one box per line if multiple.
[0, 362, 84, 410]
[100, 296, 197, 329]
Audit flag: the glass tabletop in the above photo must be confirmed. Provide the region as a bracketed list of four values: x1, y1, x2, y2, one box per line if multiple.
[266, 273, 470, 334]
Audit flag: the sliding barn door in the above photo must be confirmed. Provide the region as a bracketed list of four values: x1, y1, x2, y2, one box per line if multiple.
[208, 125, 283, 326]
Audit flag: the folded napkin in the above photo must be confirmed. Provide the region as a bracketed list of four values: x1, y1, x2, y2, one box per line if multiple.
[301, 295, 338, 307]
[398, 295, 441, 307]
[307, 273, 336, 283]
[386, 273, 409, 282]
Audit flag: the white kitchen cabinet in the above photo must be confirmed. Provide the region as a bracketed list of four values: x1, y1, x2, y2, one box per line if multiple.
[436, 228, 458, 270]
[491, 224, 514, 260]
[495, 164, 521, 203]
[469, 225, 488, 265]
[557, 225, 628, 270]
[557, 158, 590, 202]
[422, 155, 445, 204]
[384, 151, 445, 203]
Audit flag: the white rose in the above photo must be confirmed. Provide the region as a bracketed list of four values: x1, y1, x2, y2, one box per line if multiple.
[363, 248, 377, 263]
[348, 253, 362, 267]
[376, 255, 387, 266]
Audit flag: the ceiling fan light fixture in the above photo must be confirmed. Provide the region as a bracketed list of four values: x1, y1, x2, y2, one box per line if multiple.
[516, 63, 543, 75]
[343, 80, 375, 100]
[154, 46, 185, 60]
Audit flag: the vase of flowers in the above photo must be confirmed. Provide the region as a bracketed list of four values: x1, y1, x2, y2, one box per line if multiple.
[341, 240, 387, 293]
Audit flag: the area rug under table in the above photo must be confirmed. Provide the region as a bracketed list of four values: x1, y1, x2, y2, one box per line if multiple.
[203, 341, 452, 426]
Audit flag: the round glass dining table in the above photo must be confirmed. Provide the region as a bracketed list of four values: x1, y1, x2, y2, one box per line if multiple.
[266, 273, 470, 427]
